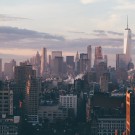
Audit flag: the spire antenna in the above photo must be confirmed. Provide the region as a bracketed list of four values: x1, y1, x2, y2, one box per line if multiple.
[127, 15, 128, 29]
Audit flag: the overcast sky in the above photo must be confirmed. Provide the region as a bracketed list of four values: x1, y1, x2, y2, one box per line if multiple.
[0, 0, 135, 66]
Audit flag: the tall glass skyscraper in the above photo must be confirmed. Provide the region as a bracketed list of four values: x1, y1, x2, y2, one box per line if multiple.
[124, 17, 132, 64]
[41, 48, 47, 76]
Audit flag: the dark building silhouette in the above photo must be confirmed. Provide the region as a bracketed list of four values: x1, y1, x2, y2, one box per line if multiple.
[14, 63, 36, 115]
[126, 89, 135, 135]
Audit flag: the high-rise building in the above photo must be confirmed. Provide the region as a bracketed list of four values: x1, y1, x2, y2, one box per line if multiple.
[51, 51, 63, 75]
[75, 51, 80, 73]
[94, 46, 107, 82]
[95, 46, 103, 59]
[54, 56, 64, 75]
[25, 77, 41, 123]
[100, 72, 110, 92]
[126, 89, 135, 135]
[87, 45, 92, 70]
[14, 63, 36, 115]
[0, 59, 2, 79]
[124, 17, 132, 64]
[80, 53, 88, 73]
[52, 51, 62, 60]
[66, 56, 74, 67]
[94, 46, 104, 67]
[116, 54, 128, 82]
[41, 48, 47, 76]
[4, 59, 16, 80]
[32, 51, 41, 77]
[0, 81, 13, 115]
[116, 54, 127, 70]
[66, 56, 74, 75]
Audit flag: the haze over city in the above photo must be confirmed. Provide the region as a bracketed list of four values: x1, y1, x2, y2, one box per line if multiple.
[1, 1, 135, 135]
[0, 0, 135, 66]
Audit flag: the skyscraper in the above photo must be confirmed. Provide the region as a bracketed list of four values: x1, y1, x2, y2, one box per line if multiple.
[87, 45, 92, 71]
[80, 53, 88, 73]
[14, 63, 36, 115]
[116, 54, 127, 70]
[0, 59, 2, 79]
[54, 56, 64, 75]
[52, 51, 62, 60]
[126, 89, 135, 135]
[41, 48, 47, 77]
[4, 59, 16, 80]
[94, 46, 107, 81]
[66, 56, 74, 67]
[25, 77, 41, 123]
[33, 51, 41, 77]
[75, 51, 79, 73]
[51, 51, 63, 75]
[100, 72, 110, 92]
[124, 17, 132, 64]
[94, 46, 103, 67]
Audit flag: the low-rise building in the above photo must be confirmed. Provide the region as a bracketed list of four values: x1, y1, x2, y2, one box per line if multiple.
[38, 105, 68, 123]
[59, 94, 77, 116]
[0, 115, 20, 135]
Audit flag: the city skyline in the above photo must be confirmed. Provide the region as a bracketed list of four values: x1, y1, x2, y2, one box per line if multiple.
[0, 1, 135, 134]
[0, 0, 135, 66]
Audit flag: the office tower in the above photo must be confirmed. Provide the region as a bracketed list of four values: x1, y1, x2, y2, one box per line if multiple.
[0, 81, 13, 115]
[87, 45, 92, 71]
[49, 55, 51, 66]
[25, 77, 41, 123]
[94, 46, 103, 67]
[126, 89, 135, 135]
[100, 72, 110, 92]
[52, 51, 62, 60]
[59, 94, 77, 116]
[75, 51, 80, 73]
[14, 63, 36, 96]
[94, 46, 107, 71]
[80, 53, 88, 73]
[124, 17, 132, 64]
[14, 63, 36, 115]
[66, 56, 74, 74]
[32, 51, 41, 77]
[116, 54, 128, 82]
[116, 54, 127, 70]
[54, 56, 64, 75]
[36, 51, 41, 77]
[4, 59, 16, 80]
[41, 48, 47, 77]
[0, 58, 2, 79]
[94, 46, 107, 82]
[104, 55, 107, 65]
[94, 46, 106, 68]
[66, 56, 74, 67]
[51, 51, 63, 75]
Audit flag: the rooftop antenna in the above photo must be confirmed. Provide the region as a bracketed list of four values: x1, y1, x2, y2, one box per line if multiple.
[127, 15, 128, 29]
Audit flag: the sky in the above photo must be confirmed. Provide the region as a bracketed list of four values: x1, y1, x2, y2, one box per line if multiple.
[0, 0, 135, 66]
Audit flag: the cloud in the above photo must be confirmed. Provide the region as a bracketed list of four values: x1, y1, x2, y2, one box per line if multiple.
[107, 31, 123, 36]
[80, 0, 98, 4]
[1, 26, 135, 67]
[68, 30, 86, 34]
[114, 0, 135, 10]
[0, 26, 65, 42]
[92, 30, 129, 37]
[93, 30, 106, 34]
[0, 14, 29, 21]
[93, 30, 107, 37]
